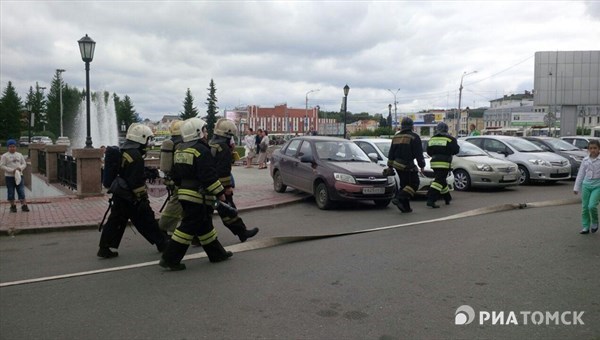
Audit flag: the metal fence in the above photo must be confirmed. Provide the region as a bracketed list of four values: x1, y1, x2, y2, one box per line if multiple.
[57, 154, 77, 191]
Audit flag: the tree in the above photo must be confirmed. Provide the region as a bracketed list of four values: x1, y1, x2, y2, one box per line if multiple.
[205, 79, 219, 139]
[179, 88, 199, 120]
[0, 81, 23, 141]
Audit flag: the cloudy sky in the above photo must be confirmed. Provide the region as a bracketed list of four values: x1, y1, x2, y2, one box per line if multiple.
[2, 1, 600, 122]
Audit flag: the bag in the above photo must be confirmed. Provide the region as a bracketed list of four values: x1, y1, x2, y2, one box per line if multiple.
[14, 169, 22, 185]
[102, 146, 122, 189]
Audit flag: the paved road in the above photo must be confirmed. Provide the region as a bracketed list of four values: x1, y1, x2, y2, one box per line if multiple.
[0, 181, 598, 339]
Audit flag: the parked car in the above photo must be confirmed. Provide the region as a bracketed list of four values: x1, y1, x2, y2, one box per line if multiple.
[353, 138, 454, 194]
[270, 136, 396, 209]
[448, 140, 520, 191]
[31, 136, 53, 145]
[560, 136, 599, 150]
[464, 135, 571, 184]
[18, 136, 30, 147]
[153, 135, 169, 148]
[522, 136, 587, 178]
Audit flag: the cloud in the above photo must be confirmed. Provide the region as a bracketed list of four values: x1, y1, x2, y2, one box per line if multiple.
[2, 1, 599, 121]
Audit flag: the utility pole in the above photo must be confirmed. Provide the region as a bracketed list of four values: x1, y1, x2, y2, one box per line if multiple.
[305, 89, 319, 135]
[387, 88, 400, 130]
[456, 71, 477, 136]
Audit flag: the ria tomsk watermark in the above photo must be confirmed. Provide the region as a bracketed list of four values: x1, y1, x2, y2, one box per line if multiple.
[455, 305, 585, 326]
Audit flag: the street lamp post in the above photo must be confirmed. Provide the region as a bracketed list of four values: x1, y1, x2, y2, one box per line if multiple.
[387, 88, 400, 129]
[456, 70, 477, 136]
[26, 104, 32, 144]
[343, 84, 350, 139]
[38, 86, 46, 131]
[387, 104, 392, 127]
[57, 69, 66, 137]
[78, 34, 96, 148]
[305, 89, 319, 134]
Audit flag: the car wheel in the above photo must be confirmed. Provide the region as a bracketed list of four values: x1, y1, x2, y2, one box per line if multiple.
[273, 170, 287, 193]
[315, 182, 332, 210]
[518, 165, 530, 185]
[373, 199, 391, 208]
[453, 169, 471, 191]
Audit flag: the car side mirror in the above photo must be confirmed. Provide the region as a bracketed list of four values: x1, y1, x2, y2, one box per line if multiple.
[367, 153, 378, 162]
[300, 154, 314, 163]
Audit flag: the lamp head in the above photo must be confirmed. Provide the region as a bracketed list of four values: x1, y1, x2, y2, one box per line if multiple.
[343, 84, 350, 96]
[78, 34, 96, 63]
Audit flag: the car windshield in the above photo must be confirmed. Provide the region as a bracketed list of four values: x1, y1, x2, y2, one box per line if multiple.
[315, 141, 371, 162]
[457, 141, 487, 156]
[374, 141, 391, 156]
[505, 138, 543, 152]
[542, 138, 581, 151]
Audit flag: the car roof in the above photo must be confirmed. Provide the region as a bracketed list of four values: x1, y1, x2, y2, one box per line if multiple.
[561, 136, 598, 139]
[352, 138, 392, 143]
[466, 135, 519, 140]
[291, 136, 350, 142]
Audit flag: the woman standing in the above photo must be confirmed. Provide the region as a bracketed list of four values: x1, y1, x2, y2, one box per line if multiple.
[257, 130, 269, 169]
[243, 127, 256, 168]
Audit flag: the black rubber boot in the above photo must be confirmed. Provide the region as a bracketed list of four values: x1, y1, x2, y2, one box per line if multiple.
[238, 227, 259, 242]
[10, 205, 17, 213]
[443, 192, 452, 205]
[427, 189, 440, 208]
[160, 240, 189, 271]
[202, 239, 233, 263]
[400, 198, 412, 213]
[97, 247, 118, 258]
[21, 205, 30, 212]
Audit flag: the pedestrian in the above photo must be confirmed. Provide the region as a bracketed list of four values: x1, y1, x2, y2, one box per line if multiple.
[158, 120, 185, 235]
[468, 123, 481, 136]
[426, 122, 460, 208]
[255, 129, 262, 155]
[0, 139, 29, 212]
[257, 129, 269, 169]
[243, 127, 256, 168]
[386, 117, 426, 213]
[97, 124, 168, 258]
[210, 118, 259, 242]
[160, 118, 233, 271]
[573, 139, 600, 234]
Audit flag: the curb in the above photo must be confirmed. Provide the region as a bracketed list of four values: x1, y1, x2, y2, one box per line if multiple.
[1, 194, 311, 236]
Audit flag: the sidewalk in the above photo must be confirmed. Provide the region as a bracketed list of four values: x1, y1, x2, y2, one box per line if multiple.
[0, 166, 309, 235]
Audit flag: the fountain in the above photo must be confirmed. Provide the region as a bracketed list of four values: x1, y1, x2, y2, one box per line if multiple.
[71, 91, 119, 149]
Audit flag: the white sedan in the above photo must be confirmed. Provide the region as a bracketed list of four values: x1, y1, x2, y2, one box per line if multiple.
[354, 138, 454, 195]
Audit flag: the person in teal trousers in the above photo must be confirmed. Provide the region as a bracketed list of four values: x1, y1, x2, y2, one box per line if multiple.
[574, 139, 600, 234]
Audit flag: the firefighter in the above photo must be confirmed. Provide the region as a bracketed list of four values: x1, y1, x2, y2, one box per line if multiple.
[158, 120, 185, 234]
[209, 118, 259, 242]
[385, 117, 426, 213]
[160, 118, 232, 271]
[97, 124, 168, 258]
[426, 122, 460, 208]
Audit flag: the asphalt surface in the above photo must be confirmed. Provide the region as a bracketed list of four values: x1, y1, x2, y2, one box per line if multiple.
[1, 180, 598, 339]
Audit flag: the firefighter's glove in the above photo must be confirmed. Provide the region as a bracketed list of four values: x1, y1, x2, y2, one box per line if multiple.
[164, 179, 175, 193]
[382, 167, 396, 177]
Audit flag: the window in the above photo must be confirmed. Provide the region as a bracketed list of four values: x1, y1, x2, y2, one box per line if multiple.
[355, 142, 378, 157]
[284, 139, 302, 157]
[485, 139, 508, 153]
[298, 141, 312, 158]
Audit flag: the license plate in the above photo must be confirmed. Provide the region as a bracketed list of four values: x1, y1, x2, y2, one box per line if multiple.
[503, 174, 517, 181]
[363, 187, 385, 194]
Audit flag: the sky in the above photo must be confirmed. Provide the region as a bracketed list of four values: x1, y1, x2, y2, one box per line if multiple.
[2, 1, 600, 122]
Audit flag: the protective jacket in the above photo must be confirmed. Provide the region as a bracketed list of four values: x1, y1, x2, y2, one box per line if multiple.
[172, 139, 225, 206]
[116, 141, 148, 201]
[427, 133, 460, 169]
[387, 129, 426, 171]
[209, 135, 233, 188]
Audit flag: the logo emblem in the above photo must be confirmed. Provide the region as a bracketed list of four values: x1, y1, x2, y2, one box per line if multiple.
[455, 305, 475, 325]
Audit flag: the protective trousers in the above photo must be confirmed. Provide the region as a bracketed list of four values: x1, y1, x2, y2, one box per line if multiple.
[219, 193, 248, 236]
[158, 190, 183, 234]
[395, 171, 419, 201]
[162, 201, 231, 265]
[427, 169, 451, 204]
[99, 196, 167, 249]
[581, 182, 600, 228]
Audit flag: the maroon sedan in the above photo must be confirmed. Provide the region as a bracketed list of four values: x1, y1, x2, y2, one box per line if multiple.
[269, 136, 396, 209]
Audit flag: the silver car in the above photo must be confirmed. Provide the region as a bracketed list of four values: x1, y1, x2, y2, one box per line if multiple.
[464, 135, 571, 184]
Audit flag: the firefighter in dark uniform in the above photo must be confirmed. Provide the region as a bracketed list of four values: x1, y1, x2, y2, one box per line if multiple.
[160, 117, 232, 271]
[426, 122, 460, 208]
[209, 118, 259, 242]
[97, 123, 168, 258]
[386, 117, 426, 213]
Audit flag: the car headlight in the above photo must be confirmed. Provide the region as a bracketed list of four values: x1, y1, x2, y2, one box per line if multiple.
[528, 159, 551, 167]
[475, 163, 493, 172]
[387, 176, 395, 185]
[334, 173, 356, 184]
[569, 155, 583, 163]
